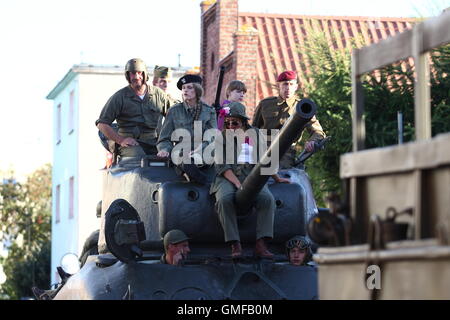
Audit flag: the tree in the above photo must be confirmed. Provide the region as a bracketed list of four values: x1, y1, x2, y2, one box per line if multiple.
[298, 27, 450, 206]
[0, 164, 52, 299]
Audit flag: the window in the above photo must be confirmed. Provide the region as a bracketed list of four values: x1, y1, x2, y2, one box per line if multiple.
[68, 90, 75, 134]
[55, 184, 61, 223]
[56, 103, 61, 144]
[69, 177, 74, 219]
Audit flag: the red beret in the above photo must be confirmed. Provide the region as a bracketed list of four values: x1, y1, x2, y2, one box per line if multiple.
[276, 70, 297, 82]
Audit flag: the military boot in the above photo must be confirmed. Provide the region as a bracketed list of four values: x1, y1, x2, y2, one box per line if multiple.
[231, 241, 243, 258]
[255, 238, 274, 258]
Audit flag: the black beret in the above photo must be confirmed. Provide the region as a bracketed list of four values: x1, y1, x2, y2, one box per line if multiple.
[177, 74, 203, 90]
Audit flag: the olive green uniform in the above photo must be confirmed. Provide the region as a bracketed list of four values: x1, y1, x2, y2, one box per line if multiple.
[252, 95, 326, 168]
[210, 127, 275, 243]
[157, 101, 217, 154]
[96, 85, 172, 157]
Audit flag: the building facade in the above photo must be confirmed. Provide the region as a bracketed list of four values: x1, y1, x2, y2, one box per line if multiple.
[46, 64, 184, 285]
[199, 0, 416, 118]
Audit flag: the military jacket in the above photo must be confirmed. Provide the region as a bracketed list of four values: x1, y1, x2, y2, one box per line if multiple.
[210, 126, 266, 194]
[252, 95, 325, 143]
[96, 85, 172, 146]
[157, 101, 217, 153]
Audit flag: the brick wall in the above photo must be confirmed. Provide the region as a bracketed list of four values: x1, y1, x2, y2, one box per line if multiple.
[234, 29, 259, 118]
[200, 0, 238, 106]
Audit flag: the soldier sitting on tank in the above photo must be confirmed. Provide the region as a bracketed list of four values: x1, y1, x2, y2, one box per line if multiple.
[286, 235, 314, 266]
[156, 74, 217, 184]
[160, 229, 191, 266]
[96, 58, 173, 159]
[252, 70, 326, 168]
[210, 102, 290, 258]
[152, 65, 180, 105]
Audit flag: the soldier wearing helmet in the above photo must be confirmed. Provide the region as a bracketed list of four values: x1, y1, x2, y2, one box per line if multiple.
[96, 58, 174, 158]
[161, 229, 191, 266]
[285, 235, 313, 266]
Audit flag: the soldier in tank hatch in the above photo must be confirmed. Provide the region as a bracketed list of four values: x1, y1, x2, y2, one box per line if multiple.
[161, 229, 191, 266]
[285, 235, 314, 266]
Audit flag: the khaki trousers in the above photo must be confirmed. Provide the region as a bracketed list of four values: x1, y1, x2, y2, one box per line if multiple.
[214, 180, 275, 243]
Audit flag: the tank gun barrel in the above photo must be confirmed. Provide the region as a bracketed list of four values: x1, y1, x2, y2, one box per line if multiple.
[235, 99, 317, 214]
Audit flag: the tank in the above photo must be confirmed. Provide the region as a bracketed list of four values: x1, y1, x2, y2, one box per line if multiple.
[48, 99, 323, 300]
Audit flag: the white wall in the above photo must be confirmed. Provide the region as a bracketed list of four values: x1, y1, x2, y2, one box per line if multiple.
[51, 77, 80, 285]
[50, 69, 183, 285]
[77, 73, 125, 255]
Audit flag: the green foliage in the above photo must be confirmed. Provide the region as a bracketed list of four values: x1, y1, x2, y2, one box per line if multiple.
[1, 242, 51, 300]
[298, 29, 450, 206]
[0, 164, 52, 299]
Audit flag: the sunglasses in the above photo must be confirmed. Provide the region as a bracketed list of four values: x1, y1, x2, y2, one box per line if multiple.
[224, 120, 242, 126]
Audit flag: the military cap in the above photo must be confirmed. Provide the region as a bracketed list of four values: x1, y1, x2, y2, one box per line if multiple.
[276, 70, 297, 82]
[163, 229, 190, 250]
[177, 74, 203, 90]
[154, 65, 172, 79]
[223, 102, 250, 120]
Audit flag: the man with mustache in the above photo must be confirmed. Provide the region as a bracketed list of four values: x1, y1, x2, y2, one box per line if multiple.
[96, 58, 173, 158]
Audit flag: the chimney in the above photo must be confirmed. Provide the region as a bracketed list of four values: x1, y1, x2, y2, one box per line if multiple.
[200, 0, 216, 14]
[217, 0, 239, 61]
[200, 0, 239, 105]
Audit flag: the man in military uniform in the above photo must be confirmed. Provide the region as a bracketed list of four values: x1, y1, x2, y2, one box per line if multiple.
[160, 229, 191, 266]
[152, 65, 180, 105]
[252, 70, 326, 168]
[96, 58, 172, 158]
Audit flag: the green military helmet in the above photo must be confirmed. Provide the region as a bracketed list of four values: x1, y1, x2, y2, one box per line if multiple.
[163, 229, 190, 250]
[125, 58, 149, 83]
[225, 102, 250, 120]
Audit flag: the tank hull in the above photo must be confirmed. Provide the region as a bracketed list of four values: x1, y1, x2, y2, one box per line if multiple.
[54, 257, 318, 300]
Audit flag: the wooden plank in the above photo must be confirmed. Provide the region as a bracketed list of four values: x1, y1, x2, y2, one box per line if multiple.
[422, 10, 450, 53]
[352, 49, 365, 151]
[358, 28, 413, 75]
[356, 11, 450, 75]
[414, 170, 423, 240]
[340, 132, 450, 178]
[413, 24, 432, 141]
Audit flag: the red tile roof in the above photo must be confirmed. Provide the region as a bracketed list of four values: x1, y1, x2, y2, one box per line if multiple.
[238, 12, 417, 100]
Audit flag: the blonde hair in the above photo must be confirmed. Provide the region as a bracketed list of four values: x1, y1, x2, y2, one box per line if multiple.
[192, 83, 204, 102]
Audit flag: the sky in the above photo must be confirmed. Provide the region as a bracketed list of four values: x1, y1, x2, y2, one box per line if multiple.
[0, 0, 449, 181]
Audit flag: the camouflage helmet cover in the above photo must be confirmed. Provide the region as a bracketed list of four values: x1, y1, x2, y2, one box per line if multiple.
[153, 65, 172, 79]
[285, 235, 312, 264]
[125, 58, 149, 82]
